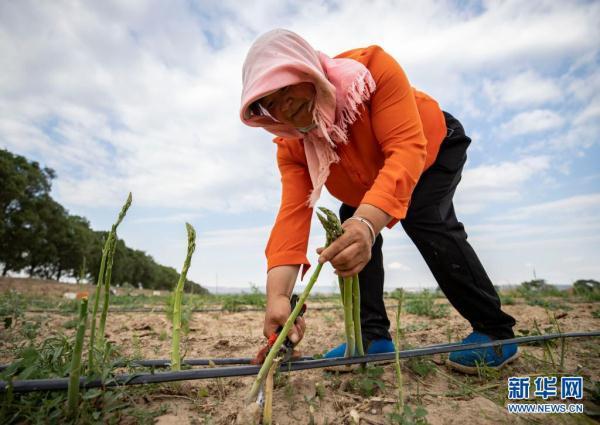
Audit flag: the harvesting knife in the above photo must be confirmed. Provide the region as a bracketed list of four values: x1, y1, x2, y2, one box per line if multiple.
[251, 294, 307, 366]
[255, 294, 307, 407]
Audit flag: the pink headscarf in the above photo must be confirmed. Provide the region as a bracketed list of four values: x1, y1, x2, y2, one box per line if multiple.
[240, 29, 376, 207]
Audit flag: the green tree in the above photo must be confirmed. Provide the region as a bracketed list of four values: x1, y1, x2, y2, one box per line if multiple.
[0, 149, 55, 275]
[25, 196, 65, 278]
[54, 215, 94, 281]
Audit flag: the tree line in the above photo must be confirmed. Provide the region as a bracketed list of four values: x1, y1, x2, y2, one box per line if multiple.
[0, 149, 207, 293]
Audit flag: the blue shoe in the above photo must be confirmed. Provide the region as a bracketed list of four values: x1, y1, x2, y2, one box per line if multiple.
[447, 331, 519, 374]
[324, 338, 395, 358]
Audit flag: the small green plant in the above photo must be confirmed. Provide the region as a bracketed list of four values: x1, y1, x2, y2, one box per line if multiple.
[171, 223, 196, 371]
[390, 288, 406, 300]
[520, 278, 553, 292]
[0, 290, 25, 329]
[518, 310, 568, 371]
[218, 285, 265, 312]
[525, 296, 572, 311]
[407, 357, 436, 378]
[585, 380, 600, 404]
[315, 382, 325, 399]
[531, 318, 558, 368]
[474, 360, 502, 381]
[21, 320, 40, 341]
[67, 297, 88, 419]
[62, 318, 79, 330]
[500, 294, 515, 305]
[131, 335, 142, 360]
[393, 291, 404, 411]
[89, 192, 132, 372]
[388, 404, 429, 424]
[547, 311, 568, 371]
[518, 279, 564, 300]
[346, 366, 385, 397]
[401, 322, 429, 333]
[573, 279, 600, 301]
[404, 289, 448, 318]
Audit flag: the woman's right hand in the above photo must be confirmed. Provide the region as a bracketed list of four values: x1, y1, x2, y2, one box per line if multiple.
[263, 293, 306, 344]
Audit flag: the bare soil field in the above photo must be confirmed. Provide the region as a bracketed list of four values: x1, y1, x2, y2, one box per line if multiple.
[1, 278, 598, 424]
[0, 276, 162, 298]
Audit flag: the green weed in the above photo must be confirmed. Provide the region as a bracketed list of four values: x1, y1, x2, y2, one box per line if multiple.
[219, 285, 265, 312]
[573, 279, 600, 302]
[62, 318, 79, 330]
[345, 366, 385, 397]
[0, 327, 166, 424]
[0, 290, 25, 328]
[388, 404, 429, 425]
[407, 357, 436, 378]
[401, 322, 429, 333]
[474, 360, 502, 381]
[20, 320, 40, 341]
[518, 279, 561, 295]
[526, 297, 572, 311]
[500, 294, 515, 305]
[322, 371, 342, 391]
[159, 329, 168, 341]
[404, 290, 449, 318]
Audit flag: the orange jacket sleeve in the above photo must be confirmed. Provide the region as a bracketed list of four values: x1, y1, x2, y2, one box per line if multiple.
[264, 139, 313, 277]
[360, 47, 428, 227]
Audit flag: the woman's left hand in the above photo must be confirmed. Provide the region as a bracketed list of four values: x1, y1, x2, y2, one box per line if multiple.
[316, 219, 373, 277]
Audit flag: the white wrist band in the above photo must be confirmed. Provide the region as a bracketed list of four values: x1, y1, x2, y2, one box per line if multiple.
[347, 216, 377, 246]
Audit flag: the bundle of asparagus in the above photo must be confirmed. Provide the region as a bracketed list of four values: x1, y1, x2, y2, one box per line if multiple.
[316, 207, 364, 357]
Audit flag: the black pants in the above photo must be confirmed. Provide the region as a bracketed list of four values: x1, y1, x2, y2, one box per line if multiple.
[340, 111, 516, 343]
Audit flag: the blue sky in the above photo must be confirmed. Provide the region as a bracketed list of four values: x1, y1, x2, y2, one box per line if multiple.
[1, 0, 599, 292]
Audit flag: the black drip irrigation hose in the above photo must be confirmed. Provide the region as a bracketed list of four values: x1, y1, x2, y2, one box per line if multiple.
[1, 331, 598, 394]
[0, 339, 471, 372]
[0, 356, 315, 372]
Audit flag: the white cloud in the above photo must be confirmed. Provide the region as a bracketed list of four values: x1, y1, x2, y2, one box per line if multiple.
[494, 193, 600, 222]
[567, 68, 600, 102]
[387, 261, 411, 271]
[458, 193, 600, 285]
[456, 156, 551, 214]
[574, 99, 600, 126]
[501, 109, 564, 136]
[200, 225, 272, 248]
[131, 212, 204, 224]
[483, 70, 562, 108]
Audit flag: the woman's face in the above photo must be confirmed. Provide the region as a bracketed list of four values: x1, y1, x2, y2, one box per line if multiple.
[257, 82, 315, 128]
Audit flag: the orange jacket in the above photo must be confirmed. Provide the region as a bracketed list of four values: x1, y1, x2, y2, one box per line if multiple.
[265, 45, 447, 278]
